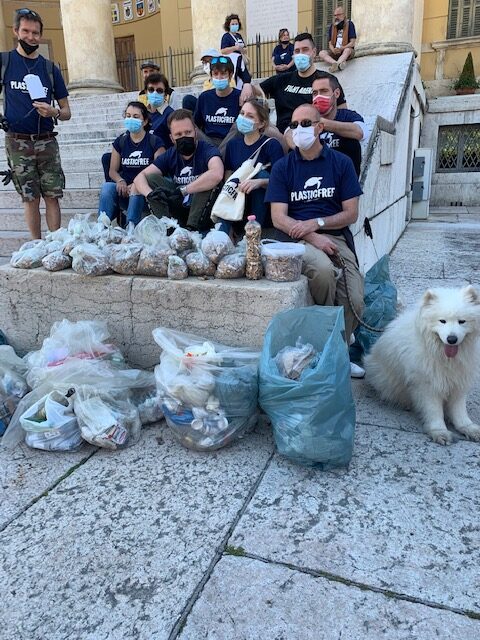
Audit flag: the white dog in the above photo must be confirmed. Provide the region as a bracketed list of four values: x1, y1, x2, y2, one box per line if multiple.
[365, 286, 480, 445]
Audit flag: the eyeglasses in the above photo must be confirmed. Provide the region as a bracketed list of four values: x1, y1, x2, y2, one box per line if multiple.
[211, 57, 229, 64]
[289, 119, 320, 129]
[147, 87, 165, 94]
[17, 8, 39, 17]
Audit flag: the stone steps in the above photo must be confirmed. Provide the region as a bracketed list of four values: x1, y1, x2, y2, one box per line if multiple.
[0, 188, 99, 210]
[0, 231, 32, 256]
[0, 209, 81, 232]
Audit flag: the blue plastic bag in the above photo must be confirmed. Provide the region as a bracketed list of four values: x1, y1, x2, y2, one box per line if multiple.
[350, 255, 397, 364]
[259, 306, 355, 469]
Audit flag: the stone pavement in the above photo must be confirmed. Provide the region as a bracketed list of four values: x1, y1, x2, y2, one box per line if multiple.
[1, 210, 480, 639]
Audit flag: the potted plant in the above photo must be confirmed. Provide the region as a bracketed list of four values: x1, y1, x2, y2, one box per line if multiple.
[454, 52, 479, 95]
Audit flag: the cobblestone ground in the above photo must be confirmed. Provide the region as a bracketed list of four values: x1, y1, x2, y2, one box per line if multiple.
[1, 210, 479, 639]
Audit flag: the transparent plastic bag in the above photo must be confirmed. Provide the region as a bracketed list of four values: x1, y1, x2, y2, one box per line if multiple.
[131, 386, 164, 425]
[109, 243, 143, 274]
[20, 389, 83, 452]
[42, 251, 72, 272]
[169, 227, 193, 252]
[153, 327, 259, 451]
[68, 212, 103, 243]
[74, 388, 141, 450]
[186, 251, 216, 277]
[136, 245, 175, 276]
[133, 214, 177, 246]
[0, 345, 28, 435]
[45, 227, 72, 245]
[201, 230, 235, 265]
[215, 253, 246, 279]
[71, 243, 112, 276]
[167, 255, 188, 280]
[274, 338, 317, 380]
[260, 307, 355, 469]
[44, 240, 63, 254]
[10, 243, 49, 269]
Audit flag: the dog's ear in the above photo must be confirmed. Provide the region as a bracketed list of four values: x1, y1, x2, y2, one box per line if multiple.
[422, 290, 437, 306]
[462, 285, 480, 305]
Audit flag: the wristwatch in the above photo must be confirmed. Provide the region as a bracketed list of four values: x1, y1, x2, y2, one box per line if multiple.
[316, 217, 325, 229]
[180, 185, 188, 197]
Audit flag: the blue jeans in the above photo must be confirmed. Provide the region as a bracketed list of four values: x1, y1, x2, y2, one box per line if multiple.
[98, 181, 145, 225]
[218, 169, 270, 234]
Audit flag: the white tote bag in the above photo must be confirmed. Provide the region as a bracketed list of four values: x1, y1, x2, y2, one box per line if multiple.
[211, 138, 272, 223]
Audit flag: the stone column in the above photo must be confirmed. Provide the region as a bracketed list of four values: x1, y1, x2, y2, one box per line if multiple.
[59, 0, 123, 95]
[189, 0, 246, 84]
[351, 0, 424, 60]
[0, 3, 7, 52]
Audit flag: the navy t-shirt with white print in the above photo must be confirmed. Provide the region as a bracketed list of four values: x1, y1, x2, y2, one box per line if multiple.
[4, 50, 68, 134]
[320, 108, 364, 176]
[265, 143, 362, 220]
[112, 132, 163, 185]
[194, 88, 241, 138]
[224, 135, 284, 172]
[153, 139, 221, 185]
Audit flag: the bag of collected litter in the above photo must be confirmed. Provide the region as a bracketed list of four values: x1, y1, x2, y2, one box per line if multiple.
[201, 230, 234, 265]
[0, 345, 28, 436]
[259, 306, 355, 469]
[167, 255, 188, 279]
[74, 388, 141, 450]
[10, 242, 49, 269]
[109, 243, 143, 274]
[133, 214, 177, 246]
[169, 227, 193, 252]
[71, 243, 112, 276]
[136, 245, 175, 276]
[215, 253, 246, 279]
[185, 250, 216, 276]
[131, 386, 163, 425]
[350, 255, 397, 364]
[42, 251, 72, 272]
[20, 388, 83, 451]
[274, 339, 317, 380]
[153, 328, 259, 451]
[68, 212, 103, 243]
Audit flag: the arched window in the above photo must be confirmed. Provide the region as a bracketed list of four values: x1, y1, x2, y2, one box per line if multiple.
[447, 0, 480, 39]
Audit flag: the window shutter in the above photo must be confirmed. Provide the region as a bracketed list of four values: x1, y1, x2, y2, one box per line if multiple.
[314, 0, 351, 51]
[460, 0, 472, 37]
[473, 0, 480, 35]
[447, 0, 459, 39]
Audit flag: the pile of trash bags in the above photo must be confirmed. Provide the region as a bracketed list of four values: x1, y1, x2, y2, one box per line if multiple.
[153, 328, 259, 451]
[10, 213, 248, 280]
[1, 319, 160, 451]
[259, 307, 356, 469]
[0, 344, 29, 436]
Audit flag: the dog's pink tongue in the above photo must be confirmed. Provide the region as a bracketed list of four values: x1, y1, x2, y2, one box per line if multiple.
[444, 344, 459, 358]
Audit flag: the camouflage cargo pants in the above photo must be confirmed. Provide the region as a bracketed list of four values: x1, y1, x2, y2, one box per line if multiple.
[5, 135, 65, 202]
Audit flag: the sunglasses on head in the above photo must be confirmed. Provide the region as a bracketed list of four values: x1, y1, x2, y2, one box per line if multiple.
[289, 119, 320, 129]
[210, 57, 229, 64]
[147, 87, 165, 94]
[17, 8, 39, 17]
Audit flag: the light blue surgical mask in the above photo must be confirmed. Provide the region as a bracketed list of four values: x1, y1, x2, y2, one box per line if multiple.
[236, 114, 256, 135]
[230, 24, 239, 33]
[147, 92, 164, 108]
[293, 53, 311, 72]
[124, 117, 143, 133]
[212, 78, 229, 90]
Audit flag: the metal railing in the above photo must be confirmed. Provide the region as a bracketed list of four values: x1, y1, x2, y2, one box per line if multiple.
[116, 49, 194, 91]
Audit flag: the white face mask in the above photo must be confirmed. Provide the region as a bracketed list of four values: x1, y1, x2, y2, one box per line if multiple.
[292, 126, 317, 150]
[203, 62, 210, 75]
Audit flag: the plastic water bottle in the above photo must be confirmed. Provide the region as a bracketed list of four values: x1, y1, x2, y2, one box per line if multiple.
[245, 215, 263, 280]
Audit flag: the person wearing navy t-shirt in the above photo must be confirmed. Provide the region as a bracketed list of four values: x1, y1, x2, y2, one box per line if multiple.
[143, 72, 174, 149]
[265, 104, 365, 377]
[3, 8, 71, 239]
[134, 109, 224, 230]
[318, 6, 357, 72]
[271, 29, 295, 74]
[194, 57, 241, 146]
[98, 102, 164, 226]
[218, 98, 285, 234]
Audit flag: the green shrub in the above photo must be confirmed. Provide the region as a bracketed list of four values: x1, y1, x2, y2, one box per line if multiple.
[454, 52, 479, 90]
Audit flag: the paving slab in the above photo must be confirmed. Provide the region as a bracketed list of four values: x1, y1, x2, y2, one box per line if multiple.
[179, 556, 480, 640]
[0, 423, 273, 640]
[230, 423, 480, 613]
[0, 442, 94, 531]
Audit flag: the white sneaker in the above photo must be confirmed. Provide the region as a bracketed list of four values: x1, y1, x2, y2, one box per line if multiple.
[350, 362, 365, 379]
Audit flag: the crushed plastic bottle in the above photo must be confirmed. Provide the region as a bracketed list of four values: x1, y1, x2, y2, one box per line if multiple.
[245, 215, 263, 280]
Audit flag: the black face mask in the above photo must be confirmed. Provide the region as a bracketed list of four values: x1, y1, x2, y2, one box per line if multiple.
[176, 136, 196, 156]
[335, 20, 345, 29]
[18, 39, 39, 55]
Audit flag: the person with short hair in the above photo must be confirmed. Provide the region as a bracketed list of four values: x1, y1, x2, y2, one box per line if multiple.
[259, 33, 319, 133]
[318, 6, 357, 72]
[142, 72, 174, 148]
[194, 57, 241, 146]
[2, 7, 71, 239]
[266, 103, 364, 377]
[271, 29, 295, 74]
[311, 73, 369, 176]
[98, 101, 164, 226]
[134, 109, 224, 230]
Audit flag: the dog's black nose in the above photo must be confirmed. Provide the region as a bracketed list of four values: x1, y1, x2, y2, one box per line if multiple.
[447, 335, 458, 344]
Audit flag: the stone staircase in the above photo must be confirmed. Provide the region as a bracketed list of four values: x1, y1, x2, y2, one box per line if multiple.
[0, 87, 197, 257]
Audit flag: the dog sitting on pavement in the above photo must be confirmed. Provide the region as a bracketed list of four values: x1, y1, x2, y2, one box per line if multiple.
[365, 286, 480, 445]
